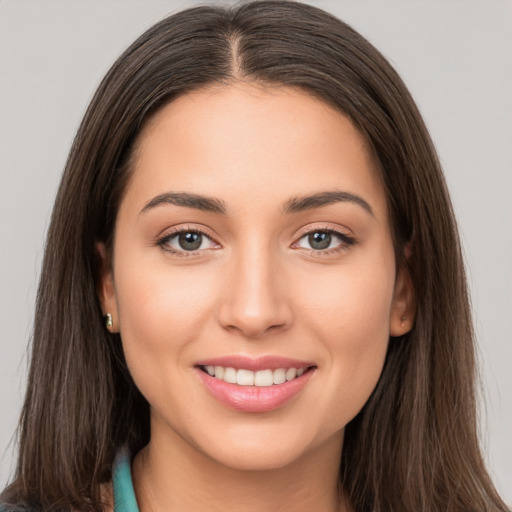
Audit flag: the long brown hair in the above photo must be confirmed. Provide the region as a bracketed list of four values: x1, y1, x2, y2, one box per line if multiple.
[1, 2, 508, 511]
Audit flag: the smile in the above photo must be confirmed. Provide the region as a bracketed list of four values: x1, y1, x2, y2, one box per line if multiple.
[195, 357, 317, 413]
[199, 365, 308, 387]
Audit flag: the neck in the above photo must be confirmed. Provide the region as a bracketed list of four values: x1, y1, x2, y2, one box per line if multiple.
[132, 420, 347, 512]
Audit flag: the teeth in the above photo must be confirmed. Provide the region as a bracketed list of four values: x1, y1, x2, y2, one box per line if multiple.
[204, 365, 309, 386]
[285, 368, 297, 381]
[273, 368, 286, 385]
[223, 367, 237, 384]
[237, 369, 254, 386]
[254, 369, 273, 387]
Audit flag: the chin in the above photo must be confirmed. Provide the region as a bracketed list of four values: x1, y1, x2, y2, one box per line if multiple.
[205, 441, 310, 472]
[194, 421, 338, 473]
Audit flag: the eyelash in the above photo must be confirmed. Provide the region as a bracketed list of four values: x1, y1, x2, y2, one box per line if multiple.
[156, 226, 218, 257]
[292, 226, 357, 255]
[156, 226, 356, 257]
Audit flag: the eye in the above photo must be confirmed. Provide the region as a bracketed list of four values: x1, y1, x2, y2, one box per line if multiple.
[294, 229, 355, 252]
[158, 229, 218, 254]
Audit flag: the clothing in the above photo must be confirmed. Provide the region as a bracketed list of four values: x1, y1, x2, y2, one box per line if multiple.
[0, 447, 139, 512]
[112, 446, 140, 512]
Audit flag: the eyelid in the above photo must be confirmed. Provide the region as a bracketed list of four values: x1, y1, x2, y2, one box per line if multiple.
[291, 224, 357, 253]
[293, 223, 354, 240]
[154, 223, 356, 257]
[156, 224, 221, 255]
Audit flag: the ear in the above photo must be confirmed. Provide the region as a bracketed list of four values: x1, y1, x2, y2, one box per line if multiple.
[389, 246, 416, 337]
[96, 242, 119, 333]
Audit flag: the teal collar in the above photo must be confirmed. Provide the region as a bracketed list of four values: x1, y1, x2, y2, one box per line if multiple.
[113, 446, 140, 512]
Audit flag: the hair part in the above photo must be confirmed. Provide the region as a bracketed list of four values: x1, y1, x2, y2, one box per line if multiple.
[1, 2, 508, 511]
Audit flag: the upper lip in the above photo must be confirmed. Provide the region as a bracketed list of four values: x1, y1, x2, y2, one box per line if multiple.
[195, 355, 316, 372]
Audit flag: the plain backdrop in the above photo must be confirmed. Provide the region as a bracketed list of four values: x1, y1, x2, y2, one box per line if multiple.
[1, 0, 511, 503]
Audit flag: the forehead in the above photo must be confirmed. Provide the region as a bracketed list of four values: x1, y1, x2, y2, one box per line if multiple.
[122, 83, 387, 220]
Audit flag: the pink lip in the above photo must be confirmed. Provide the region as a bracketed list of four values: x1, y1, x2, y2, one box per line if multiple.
[195, 355, 315, 371]
[195, 365, 316, 413]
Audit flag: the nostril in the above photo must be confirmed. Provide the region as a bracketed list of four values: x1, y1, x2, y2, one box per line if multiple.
[218, 304, 294, 340]
[216, 271, 294, 339]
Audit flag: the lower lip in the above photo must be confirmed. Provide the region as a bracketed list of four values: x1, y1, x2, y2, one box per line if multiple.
[195, 368, 315, 413]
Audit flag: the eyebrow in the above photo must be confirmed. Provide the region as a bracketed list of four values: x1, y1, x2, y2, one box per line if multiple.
[140, 192, 227, 215]
[140, 189, 374, 217]
[282, 190, 374, 217]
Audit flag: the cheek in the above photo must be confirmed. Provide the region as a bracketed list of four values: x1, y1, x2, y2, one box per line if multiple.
[295, 250, 395, 426]
[298, 248, 395, 341]
[112, 253, 219, 391]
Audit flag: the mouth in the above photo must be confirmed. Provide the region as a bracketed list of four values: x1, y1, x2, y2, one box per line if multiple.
[194, 358, 317, 413]
[198, 364, 314, 387]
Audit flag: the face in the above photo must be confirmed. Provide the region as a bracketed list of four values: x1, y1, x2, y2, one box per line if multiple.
[99, 84, 413, 471]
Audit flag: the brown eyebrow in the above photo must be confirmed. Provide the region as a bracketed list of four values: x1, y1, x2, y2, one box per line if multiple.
[140, 189, 374, 218]
[282, 190, 375, 217]
[140, 192, 227, 215]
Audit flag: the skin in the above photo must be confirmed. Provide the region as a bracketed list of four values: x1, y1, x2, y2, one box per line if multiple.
[98, 83, 414, 512]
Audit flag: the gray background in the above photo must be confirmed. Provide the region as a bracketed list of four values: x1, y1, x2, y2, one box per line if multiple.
[1, 0, 511, 503]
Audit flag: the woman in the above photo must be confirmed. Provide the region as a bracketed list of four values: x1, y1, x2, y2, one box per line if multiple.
[1, 1, 509, 511]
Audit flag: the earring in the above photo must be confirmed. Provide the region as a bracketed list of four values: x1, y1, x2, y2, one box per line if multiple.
[104, 313, 113, 329]
[400, 314, 406, 326]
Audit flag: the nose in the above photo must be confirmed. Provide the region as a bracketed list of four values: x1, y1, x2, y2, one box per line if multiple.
[217, 243, 293, 339]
